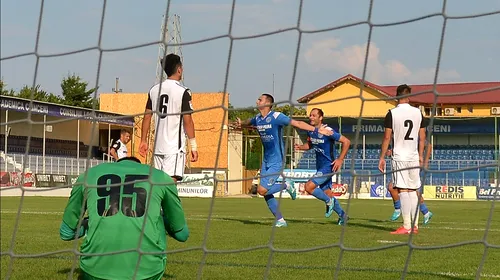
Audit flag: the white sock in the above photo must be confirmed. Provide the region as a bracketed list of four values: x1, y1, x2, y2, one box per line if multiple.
[409, 191, 419, 229]
[399, 192, 411, 230]
[327, 197, 333, 205]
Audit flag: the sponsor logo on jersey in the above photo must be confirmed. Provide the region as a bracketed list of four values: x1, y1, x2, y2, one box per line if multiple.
[261, 134, 275, 141]
[310, 138, 325, 144]
[257, 124, 272, 130]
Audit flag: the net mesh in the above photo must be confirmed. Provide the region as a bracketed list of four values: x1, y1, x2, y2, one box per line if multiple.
[1, 0, 500, 279]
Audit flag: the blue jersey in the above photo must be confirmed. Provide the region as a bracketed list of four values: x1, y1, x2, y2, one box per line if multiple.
[250, 111, 291, 164]
[307, 126, 341, 170]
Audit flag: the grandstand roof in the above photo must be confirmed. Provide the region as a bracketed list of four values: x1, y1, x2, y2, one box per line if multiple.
[1, 95, 134, 126]
[297, 74, 500, 105]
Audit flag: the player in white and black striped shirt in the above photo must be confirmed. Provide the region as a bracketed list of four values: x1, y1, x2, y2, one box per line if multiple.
[109, 129, 131, 161]
[379, 84, 428, 235]
[139, 53, 198, 182]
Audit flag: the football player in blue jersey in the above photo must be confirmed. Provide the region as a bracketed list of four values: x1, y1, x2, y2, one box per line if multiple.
[231, 93, 333, 227]
[294, 108, 351, 225]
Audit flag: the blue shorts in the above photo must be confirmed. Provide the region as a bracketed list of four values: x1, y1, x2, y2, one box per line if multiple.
[310, 166, 333, 191]
[260, 161, 282, 189]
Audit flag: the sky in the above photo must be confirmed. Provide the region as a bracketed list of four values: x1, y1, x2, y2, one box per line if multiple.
[1, 0, 499, 108]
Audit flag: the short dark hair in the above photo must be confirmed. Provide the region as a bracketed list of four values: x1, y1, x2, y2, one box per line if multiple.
[120, 129, 130, 135]
[261, 93, 274, 104]
[117, 156, 141, 164]
[162, 53, 182, 77]
[311, 108, 324, 117]
[396, 84, 411, 96]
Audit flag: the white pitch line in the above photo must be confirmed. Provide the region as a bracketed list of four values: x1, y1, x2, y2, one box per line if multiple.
[377, 240, 405, 244]
[438, 272, 500, 279]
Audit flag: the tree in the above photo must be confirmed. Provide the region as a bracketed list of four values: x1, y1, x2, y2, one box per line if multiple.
[1, 80, 63, 103]
[17, 85, 49, 101]
[1, 80, 16, 96]
[60, 74, 98, 109]
[274, 104, 307, 116]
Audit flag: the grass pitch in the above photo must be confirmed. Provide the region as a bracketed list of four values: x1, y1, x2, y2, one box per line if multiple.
[1, 196, 499, 280]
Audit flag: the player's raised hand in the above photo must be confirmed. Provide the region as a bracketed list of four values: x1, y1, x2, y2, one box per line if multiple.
[318, 124, 334, 136]
[191, 150, 198, 162]
[294, 143, 301, 151]
[229, 117, 242, 129]
[378, 158, 386, 173]
[139, 141, 148, 157]
[331, 159, 344, 172]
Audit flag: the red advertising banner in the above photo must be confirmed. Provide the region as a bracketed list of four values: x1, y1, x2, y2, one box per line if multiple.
[0, 172, 35, 187]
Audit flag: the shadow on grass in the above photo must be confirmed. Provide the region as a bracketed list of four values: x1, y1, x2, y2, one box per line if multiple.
[57, 268, 175, 279]
[219, 217, 331, 226]
[345, 220, 394, 232]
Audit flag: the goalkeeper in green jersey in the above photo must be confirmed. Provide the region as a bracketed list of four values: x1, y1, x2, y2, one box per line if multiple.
[59, 157, 189, 280]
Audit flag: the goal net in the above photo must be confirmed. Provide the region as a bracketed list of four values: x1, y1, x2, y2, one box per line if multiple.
[1, 1, 499, 280]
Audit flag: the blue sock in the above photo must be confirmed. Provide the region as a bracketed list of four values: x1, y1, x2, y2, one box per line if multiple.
[312, 188, 330, 203]
[394, 200, 401, 210]
[264, 194, 283, 220]
[266, 182, 286, 196]
[332, 197, 345, 217]
[420, 202, 429, 215]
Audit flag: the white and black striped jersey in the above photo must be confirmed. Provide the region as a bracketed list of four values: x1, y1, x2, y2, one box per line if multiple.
[110, 139, 128, 159]
[384, 103, 428, 162]
[146, 79, 194, 155]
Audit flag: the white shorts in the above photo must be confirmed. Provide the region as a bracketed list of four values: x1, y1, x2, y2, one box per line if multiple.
[391, 160, 421, 190]
[153, 153, 186, 180]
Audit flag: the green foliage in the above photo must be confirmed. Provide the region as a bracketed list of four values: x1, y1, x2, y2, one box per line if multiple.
[60, 74, 98, 108]
[1, 80, 16, 96]
[274, 104, 307, 116]
[1, 74, 98, 109]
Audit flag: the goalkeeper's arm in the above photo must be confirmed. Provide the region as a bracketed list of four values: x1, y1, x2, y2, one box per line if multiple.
[59, 217, 88, 241]
[162, 175, 190, 242]
[59, 180, 89, 241]
[163, 216, 189, 242]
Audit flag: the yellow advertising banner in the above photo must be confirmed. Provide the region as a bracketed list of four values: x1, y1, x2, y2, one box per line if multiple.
[423, 185, 477, 200]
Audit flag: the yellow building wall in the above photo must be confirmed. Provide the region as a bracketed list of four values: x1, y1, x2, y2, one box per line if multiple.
[304, 80, 396, 117]
[423, 104, 500, 118]
[99, 92, 229, 169]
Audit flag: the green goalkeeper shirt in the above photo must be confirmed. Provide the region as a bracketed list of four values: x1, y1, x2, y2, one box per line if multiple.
[61, 160, 187, 280]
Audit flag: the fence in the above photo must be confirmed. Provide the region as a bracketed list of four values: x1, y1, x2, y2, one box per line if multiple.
[1, 152, 104, 175]
[297, 158, 498, 188]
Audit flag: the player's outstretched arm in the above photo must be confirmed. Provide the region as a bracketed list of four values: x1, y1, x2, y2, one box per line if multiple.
[418, 127, 427, 166]
[161, 174, 189, 242]
[289, 119, 333, 136]
[336, 135, 351, 161]
[229, 117, 253, 129]
[139, 95, 154, 157]
[418, 115, 429, 166]
[181, 89, 198, 162]
[59, 177, 87, 241]
[294, 141, 310, 151]
[378, 111, 393, 173]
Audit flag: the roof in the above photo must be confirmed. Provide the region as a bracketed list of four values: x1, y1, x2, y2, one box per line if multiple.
[297, 74, 500, 105]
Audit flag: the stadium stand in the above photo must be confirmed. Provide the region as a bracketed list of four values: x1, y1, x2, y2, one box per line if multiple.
[1, 96, 134, 176]
[296, 144, 497, 188]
